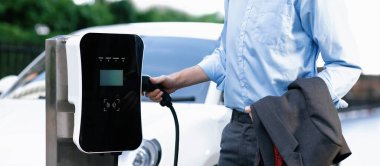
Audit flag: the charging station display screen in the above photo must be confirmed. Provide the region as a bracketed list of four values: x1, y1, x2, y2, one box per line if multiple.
[100, 70, 123, 86]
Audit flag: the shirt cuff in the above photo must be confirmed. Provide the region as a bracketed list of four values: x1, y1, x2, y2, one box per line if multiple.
[333, 97, 348, 109]
[317, 75, 349, 109]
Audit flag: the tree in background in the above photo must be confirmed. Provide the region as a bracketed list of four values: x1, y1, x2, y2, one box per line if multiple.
[0, 0, 116, 45]
[137, 6, 223, 23]
[0, 0, 75, 44]
[0, 0, 223, 77]
[0, 0, 223, 45]
[109, 0, 138, 23]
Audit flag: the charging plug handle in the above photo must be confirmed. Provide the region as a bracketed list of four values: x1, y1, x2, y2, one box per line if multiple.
[142, 76, 172, 107]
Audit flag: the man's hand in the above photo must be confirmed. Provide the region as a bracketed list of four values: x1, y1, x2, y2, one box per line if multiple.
[145, 65, 209, 102]
[145, 75, 177, 102]
[245, 106, 253, 120]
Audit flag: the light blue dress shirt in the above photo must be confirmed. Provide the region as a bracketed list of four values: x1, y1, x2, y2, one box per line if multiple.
[198, 0, 361, 111]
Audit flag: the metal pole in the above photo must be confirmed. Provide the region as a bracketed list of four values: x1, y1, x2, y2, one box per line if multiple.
[46, 36, 115, 166]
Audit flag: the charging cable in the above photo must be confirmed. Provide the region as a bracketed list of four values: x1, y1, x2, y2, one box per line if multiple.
[142, 76, 179, 166]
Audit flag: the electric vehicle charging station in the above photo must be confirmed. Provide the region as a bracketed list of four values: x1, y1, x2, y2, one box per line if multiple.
[65, 33, 144, 153]
[46, 33, 178, 166]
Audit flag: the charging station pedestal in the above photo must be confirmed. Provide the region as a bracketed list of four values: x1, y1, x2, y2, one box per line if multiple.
[46, 36, 115, 166]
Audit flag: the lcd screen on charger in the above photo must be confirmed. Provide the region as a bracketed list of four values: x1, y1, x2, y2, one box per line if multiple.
[100, 70, 123, 86]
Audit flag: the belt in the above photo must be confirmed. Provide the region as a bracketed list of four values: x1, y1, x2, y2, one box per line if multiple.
[231, 109, 252, 123]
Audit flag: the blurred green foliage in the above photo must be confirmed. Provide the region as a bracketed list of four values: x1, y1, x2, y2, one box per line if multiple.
[0, 0, 223, 77]
[0, 0, 223, 45]
[137, 6, 223, 23]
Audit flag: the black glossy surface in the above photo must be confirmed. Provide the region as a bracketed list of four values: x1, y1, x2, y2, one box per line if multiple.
[79, 33, 143, 152]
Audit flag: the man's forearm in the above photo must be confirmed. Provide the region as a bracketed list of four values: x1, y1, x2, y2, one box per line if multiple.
[169, 65, 209, 89]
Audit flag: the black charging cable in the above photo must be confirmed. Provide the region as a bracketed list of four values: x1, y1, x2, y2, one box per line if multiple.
[142, 76, 179, 166]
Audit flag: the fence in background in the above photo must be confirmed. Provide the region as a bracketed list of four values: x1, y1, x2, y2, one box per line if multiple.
[0, 42, 43, 78]
[343, 75, 380, 110]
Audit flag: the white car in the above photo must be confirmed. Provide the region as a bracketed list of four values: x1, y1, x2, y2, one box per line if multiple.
[0, 22, 231, 166]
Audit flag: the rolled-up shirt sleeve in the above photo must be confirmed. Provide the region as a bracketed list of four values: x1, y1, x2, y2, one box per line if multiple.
[198, 0, 229, 90]
[198, 43, 226, 90]
[298, 0, 362, 109]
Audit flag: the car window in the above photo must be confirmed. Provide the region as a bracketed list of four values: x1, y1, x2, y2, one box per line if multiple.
[141, 36, 218, 103]
[1, 36, 218, 103]
[0, 53, 45, 99]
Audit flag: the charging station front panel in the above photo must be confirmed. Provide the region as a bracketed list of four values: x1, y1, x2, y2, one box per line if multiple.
[77, 33, 143, 152]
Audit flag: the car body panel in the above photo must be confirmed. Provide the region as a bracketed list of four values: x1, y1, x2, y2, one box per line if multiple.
[0, 99, 231, 166]
[0, 75, 17, 95]
[0, 100, 45, 166]
[124, 103, 231, 166]
[72, 22, 223, 41]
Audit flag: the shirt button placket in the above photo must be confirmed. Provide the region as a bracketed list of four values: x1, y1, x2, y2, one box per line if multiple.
[239, 0, 255, 102]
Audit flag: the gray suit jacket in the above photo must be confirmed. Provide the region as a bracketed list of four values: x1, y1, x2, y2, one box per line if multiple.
[251, 77, 351, 166]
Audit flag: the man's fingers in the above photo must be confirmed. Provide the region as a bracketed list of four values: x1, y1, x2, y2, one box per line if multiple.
[146, 89, 163, 102]
[146, 75, 171, 102]
[244, 106, 251, 113]
[146, 89, 160, 98]
[245, 106, 253, 121]
[151, 91, 163, 102]
[150, 75, 166, 84]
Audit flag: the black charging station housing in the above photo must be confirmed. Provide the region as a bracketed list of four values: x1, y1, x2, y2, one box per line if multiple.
[77, 33, 143, 152]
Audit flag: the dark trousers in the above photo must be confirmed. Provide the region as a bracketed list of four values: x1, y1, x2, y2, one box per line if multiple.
[218, 110, 257, 166]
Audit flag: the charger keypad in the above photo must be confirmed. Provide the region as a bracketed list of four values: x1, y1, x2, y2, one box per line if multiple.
[103, 98, 120, 112]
